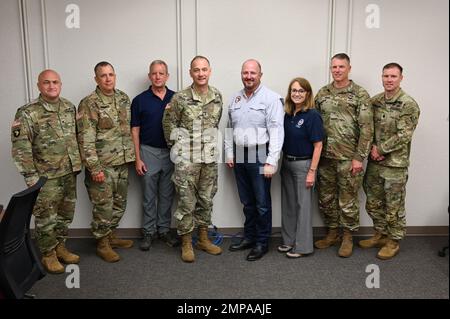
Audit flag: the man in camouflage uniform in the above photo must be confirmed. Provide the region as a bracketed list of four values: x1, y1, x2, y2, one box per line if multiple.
[11, 69, 81, 274]
[360, 63, 420, 260]
[77, 61, 135, 262]
[314, 53, 373, 257]
[162, 56, 223, 263]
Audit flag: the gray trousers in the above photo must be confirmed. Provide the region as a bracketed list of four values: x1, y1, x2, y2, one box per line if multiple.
[280, 158, 315, 254]
[140, 144, 174, 236]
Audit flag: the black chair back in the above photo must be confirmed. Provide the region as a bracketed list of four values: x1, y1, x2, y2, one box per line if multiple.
[0, 177, 47, 299]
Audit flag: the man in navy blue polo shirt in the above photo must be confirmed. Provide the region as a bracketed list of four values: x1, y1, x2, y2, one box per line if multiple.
[131, 60, 179, 251]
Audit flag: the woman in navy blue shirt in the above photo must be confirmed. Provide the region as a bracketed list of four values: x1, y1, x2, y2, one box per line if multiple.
[279, 77, 324, 258]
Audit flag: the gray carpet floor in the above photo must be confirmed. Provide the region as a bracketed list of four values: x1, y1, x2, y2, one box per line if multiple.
[29, 236, 449, 299]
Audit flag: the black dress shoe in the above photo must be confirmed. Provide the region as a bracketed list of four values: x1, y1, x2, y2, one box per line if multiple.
[246, 245, 268, 261]
[139, 234, 153, 251]
[159, 232, 180, 248]
[229, 239, 255, 251]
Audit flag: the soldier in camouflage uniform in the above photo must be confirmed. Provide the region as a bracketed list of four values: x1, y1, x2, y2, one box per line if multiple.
[162, 56, 223, 263]
[314, 53, 373, 257]
[77, 61, 135, 263]
[360, 63, 420, 260]
[11, 69, 81, 274]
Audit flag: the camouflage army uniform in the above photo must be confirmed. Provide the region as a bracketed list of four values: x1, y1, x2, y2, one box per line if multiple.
[77, 87, 135, 239]
[11, 95, 81, 253]
[315, 81, 373, 231]
[162, 85, 222, 235]
[363, 89, 420, 240]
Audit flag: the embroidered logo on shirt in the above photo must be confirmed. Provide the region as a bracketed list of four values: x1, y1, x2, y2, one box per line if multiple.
[296, 119, 304, 128]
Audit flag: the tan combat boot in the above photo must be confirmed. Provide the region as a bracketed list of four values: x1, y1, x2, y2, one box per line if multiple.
[359, 231, 388, 249]
[181, 233, 195, 263]
[338, 229, 353, 258]
[109, 231, 134, 248]
[41, 250, 64, 274]
[314, 228, 340, 249]
[195, 226, 222, 255]
[56, 242, 80, 264]
[377, 239, 400, 260]
[97, 236, 120, 262]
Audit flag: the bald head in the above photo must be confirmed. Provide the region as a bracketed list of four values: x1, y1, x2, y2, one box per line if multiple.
[241, 59, 263, 95]
[37, 69, 62, 103]
[242, 59, 262, 73]
[38, 69, 60, 83]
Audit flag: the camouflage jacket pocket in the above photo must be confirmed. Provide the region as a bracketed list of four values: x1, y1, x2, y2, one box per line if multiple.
[98, 110, 115, 129]
[203, 103, 222, 128]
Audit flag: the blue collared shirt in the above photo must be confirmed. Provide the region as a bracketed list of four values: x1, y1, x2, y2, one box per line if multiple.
[131, 86, 174, 148]
[225, 85, 284, 166]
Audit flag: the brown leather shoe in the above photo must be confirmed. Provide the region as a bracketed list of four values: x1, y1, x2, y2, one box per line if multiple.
[377, 239, 400, 260]
[315, 228, 340, 249]
[181, 233, 195, 263]
[109, 232, 134, 248]
[56, 242, 80, 264]
[97, 236, 120, 262]
[195, 226, 222, 255]
[338, 229, 353, 258]
[359, 231, 388, 249]
[41, 250, 64, 274]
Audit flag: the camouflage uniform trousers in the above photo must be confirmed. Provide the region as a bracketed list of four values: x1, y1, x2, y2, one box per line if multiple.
[363, 162, 408, 240]
[84, 164, 129, 239]
[172, 161, 218, 235]
[317, 158, 364, 231]
[33, 173, 77, 253]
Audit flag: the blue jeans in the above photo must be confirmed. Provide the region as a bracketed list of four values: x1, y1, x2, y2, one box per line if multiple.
[233, 154, 272, 248]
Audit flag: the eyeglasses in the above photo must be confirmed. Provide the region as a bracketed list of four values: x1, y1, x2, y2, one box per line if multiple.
[291, 89, 307, 95]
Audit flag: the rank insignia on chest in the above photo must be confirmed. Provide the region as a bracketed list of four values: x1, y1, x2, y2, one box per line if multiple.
[13, 129, 20, 137]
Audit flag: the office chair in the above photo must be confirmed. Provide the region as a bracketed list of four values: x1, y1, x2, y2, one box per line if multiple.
[438, 206, 449, 257]
[0, 177, 47, 299]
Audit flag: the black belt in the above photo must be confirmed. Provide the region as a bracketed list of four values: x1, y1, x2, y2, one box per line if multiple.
[242, 144, 268, 150]
[284, 154, 312, 161]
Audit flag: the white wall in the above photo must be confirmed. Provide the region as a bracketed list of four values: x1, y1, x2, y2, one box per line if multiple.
[0, 0, 448, 230]
[1, 0, 29, 209]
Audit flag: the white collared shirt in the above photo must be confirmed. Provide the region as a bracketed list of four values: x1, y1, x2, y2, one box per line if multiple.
[224, 85, 284, 166]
